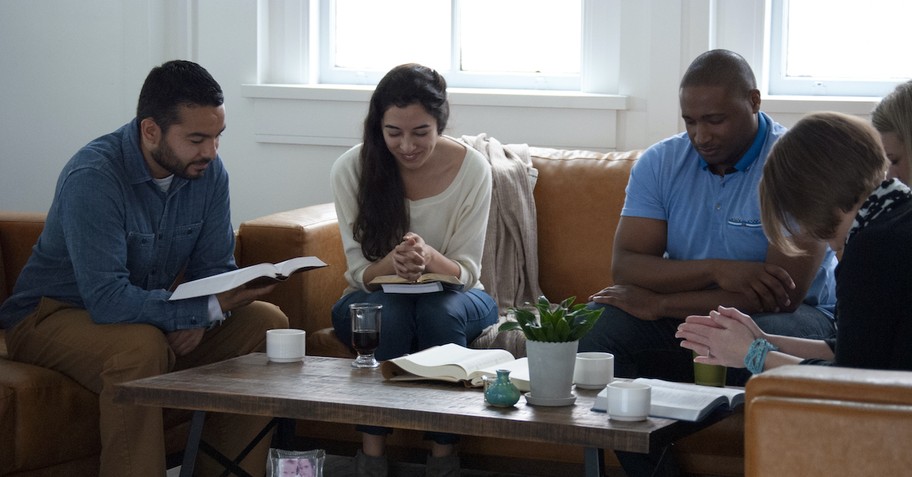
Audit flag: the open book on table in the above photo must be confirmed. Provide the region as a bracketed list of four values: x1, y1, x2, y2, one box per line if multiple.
[380, 343, 530, 392]
[369, 273, 464, 294]
[592, 378, 744, 422]
[169, 256, 327, 300]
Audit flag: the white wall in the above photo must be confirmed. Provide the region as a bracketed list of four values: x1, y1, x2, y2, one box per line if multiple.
[0, 0, 879, 224]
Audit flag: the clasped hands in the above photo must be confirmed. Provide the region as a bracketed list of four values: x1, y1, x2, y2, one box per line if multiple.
[675, 306, 764, 368]
[590, 261, 796, 321]
[391, 232, 433, 282]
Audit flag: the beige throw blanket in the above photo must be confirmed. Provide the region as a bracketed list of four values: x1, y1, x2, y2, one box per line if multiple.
[459, 133, 543, 315]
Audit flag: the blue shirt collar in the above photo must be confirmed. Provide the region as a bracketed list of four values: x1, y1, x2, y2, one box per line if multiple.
[699, 111, 768, 172]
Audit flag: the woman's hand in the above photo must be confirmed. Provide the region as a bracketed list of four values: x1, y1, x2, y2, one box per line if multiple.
[675, 306, 765, 368]
[391, 232, 430, 281]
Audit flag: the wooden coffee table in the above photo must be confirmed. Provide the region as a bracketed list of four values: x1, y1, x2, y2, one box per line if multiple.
[115, 354, 728, 476]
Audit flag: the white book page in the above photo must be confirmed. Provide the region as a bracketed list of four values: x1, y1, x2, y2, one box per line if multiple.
[470, 357, 530, 392]
[169, 263, 277, 300]
[391, 344, 514, 380]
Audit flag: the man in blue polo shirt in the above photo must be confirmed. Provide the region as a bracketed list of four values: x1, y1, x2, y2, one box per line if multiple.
[580, 49, 837, 389]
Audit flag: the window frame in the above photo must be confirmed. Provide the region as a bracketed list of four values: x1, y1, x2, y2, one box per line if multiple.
[767, 0, 907, 97]
[302, 0, 618, 93]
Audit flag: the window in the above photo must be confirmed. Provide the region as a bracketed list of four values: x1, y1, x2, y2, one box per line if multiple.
[319, 0, 587, 91]
[768, 0, 912, 97]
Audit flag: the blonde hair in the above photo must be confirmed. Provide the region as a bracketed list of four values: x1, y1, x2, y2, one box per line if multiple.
[872, 80, 912, 181]
[760, 112, 887, 255]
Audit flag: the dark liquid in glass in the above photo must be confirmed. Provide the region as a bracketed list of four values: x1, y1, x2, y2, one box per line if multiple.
[352, 330, 380, 354]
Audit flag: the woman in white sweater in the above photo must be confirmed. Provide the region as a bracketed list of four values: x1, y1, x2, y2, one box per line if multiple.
[329, 63, 498, 476]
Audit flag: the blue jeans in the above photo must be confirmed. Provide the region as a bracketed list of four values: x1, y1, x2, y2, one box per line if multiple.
[578, 303, 835, 387]
[334, 288, 498, 445]
[331, 288, 499, 361]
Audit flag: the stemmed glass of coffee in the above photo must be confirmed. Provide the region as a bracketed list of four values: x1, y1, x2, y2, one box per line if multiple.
[349, 303, 382, 368]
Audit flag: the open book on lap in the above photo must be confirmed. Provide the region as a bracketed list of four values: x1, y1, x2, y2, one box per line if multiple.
[369, 273, 464, 294]
[381, 343, 530, 392]
[169, 256, 327, 300]
[592, 378, 744, 422]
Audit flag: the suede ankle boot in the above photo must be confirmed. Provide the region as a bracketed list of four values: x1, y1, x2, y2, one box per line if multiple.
[355, 449, 388, 477]
[425, 453, 460, 477]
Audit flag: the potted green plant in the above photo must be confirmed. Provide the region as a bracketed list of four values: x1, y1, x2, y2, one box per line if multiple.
[499, 296, 602, 405]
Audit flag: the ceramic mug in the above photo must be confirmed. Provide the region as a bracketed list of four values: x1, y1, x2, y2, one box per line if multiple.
[266, 329, 306, 363]
[573, 352, 614, 389]
[606, 381, 651, 421]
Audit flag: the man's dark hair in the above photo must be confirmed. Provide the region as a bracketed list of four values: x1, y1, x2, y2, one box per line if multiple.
[136, 60, 224, 133]
[680, 49, 757, 95]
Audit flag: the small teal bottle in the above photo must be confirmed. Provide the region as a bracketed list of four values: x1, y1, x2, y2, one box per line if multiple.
[484, 369, 521, 407]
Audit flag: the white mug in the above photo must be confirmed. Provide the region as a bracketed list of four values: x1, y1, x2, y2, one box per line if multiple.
[607, 381, 651, 421]
[266, 329, 306, 363]
[573, 352, 614, 389]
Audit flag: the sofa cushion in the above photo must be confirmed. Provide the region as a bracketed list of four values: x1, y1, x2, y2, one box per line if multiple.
[0, 359, 100, 474]
[529, 148, 640, 303]
[0, 212, 46, 303]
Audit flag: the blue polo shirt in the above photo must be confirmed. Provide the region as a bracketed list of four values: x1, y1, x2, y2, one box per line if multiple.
[622, 112, 836, 312]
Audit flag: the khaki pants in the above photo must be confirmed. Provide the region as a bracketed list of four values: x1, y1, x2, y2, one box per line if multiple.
[6, 298, 289, 477]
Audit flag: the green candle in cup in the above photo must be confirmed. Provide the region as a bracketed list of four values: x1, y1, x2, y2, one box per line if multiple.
[693, 351, 726, 387]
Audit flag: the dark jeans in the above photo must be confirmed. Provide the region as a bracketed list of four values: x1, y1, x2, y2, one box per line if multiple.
[578, 303, 835, 387]
[582, 303, 835, 476]
[332, 288, 498, 361]
[336, 288, 498, 447]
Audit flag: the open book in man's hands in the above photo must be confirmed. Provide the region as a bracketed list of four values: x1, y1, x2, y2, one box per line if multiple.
[369, 273, 464, 294]
[380, 343, 530, 392]
[169, 256, 327, 300]
[592, 378, 744, 422]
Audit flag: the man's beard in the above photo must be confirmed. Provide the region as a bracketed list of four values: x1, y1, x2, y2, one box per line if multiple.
[151, 141, 211, 180]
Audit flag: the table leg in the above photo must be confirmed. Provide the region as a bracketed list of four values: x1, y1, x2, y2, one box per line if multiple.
[179, 410, 206, 477]
[583, 447, 604, 477]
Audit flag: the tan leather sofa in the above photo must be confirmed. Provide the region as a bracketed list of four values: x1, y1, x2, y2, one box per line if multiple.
[233, 147, 746, 475]
[20, 146, 894, 475]
[0, 212, 257, 476]
[745, 365, 912, 476]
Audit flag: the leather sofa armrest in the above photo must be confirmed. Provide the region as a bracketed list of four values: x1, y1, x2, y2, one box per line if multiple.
[236, 204, 347, 335]
[745, 365, 912, 476]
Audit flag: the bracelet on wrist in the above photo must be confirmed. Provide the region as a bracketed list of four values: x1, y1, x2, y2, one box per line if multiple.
[744, 338, 779, 375]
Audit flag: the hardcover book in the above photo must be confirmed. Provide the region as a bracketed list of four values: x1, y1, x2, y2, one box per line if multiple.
[169, 256, 327, 300]
[592, 378, 744, 422]
[380, 343, 530, 392]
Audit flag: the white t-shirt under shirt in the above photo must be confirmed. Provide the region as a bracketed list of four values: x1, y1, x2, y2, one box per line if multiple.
[330, 140, 493, 295]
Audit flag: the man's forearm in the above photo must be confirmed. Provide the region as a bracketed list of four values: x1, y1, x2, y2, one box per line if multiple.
[655, 288, 768, 320]
[613, 252, 723, 294]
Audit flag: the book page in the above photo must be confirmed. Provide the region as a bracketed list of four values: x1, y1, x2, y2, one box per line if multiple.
[384, 344, 514, 381]
[646, 386, 727, 421]
[169, 263, 278, 300]
[169, 256, 327, 300]
[380, 282, 444, 294]
[633, 378, 744, 407]
[370, 273, 461, 286]
[469, 357, 530, 392]
[415, 273, 461, 285]
[275, 256, 328, 277]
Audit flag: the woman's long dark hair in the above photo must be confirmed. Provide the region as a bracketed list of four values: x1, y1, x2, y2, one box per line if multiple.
[354, 63, 450, 261]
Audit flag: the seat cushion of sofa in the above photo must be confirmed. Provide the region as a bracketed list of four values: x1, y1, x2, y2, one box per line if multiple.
[0, 358, 100, 474]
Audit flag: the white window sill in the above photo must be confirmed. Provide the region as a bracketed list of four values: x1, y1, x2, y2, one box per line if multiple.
[241, 84, 629, 110]
[762, 95, 880, 115]
[241, 84, 630, 150]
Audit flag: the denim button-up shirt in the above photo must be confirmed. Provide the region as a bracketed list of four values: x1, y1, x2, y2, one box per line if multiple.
[0, 119, 237, 332]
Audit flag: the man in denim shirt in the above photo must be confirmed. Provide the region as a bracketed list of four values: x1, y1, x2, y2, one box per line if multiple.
[0, 61, 288, 477]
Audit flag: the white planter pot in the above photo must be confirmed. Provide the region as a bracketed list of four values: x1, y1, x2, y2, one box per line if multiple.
[526, 339, 579, 401]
